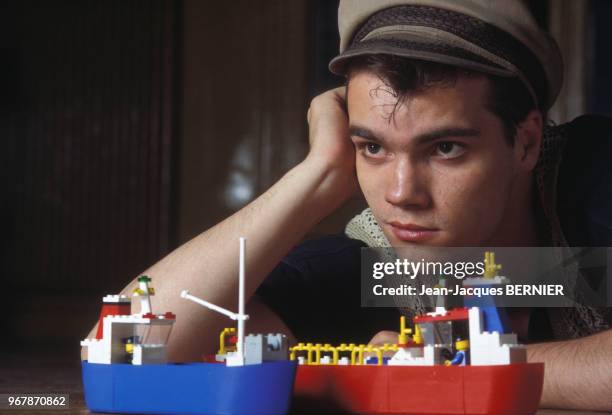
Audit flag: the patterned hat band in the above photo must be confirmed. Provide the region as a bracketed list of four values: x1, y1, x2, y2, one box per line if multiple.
[329, 5, 549, 110]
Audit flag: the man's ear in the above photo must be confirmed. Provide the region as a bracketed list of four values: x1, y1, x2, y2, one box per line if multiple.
[515, 109, 543, 172]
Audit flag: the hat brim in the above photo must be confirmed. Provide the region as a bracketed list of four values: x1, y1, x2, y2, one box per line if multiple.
[329, 37, 516, 80]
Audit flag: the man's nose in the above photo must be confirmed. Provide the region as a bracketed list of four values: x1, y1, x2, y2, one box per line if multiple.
[384, 157, 431, 208]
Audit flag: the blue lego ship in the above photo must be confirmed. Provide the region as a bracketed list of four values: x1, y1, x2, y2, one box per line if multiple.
[81, 238, 297, 415]
[81, 360, 296, 415]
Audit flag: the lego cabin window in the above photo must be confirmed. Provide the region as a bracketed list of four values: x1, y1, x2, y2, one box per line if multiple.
[134, 321, 173, 347]
[434, 321, 453, 346]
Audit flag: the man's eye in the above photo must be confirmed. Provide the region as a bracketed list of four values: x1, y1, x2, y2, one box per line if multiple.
[434, 142, 465, 159]
[365, 143, 382, 155]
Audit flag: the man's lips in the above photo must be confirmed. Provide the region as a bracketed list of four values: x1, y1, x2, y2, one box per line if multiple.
[387, 222, 439, 242]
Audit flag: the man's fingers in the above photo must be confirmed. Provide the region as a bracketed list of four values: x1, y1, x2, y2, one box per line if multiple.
[332, 86, 346, 98]
[332, 86, 347, 108]
[368, 330, 399, 346]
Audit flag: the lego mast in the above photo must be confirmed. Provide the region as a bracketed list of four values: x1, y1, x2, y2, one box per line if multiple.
[237, 237, 246, 360]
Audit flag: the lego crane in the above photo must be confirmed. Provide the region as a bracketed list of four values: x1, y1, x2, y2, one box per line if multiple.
[181, 237, 250, 366]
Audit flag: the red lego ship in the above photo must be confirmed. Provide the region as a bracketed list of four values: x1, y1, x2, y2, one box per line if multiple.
[291, 255, 544, 415]
[295, 363, 542, 414]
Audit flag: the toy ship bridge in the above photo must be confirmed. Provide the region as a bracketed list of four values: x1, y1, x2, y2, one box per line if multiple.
[81, 276, 176, 365]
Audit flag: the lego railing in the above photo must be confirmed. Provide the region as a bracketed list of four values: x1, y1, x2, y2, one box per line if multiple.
[290, 343, 399, 366]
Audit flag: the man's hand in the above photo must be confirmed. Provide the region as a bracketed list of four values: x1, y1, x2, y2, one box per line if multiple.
[305, 87, 359, 204]
[368, 330, 399, 346]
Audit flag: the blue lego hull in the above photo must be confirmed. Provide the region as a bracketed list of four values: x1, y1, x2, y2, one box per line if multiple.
[81, 360, 297, 415]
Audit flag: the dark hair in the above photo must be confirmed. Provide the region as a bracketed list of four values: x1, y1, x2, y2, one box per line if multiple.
[345, 55, 538, 145]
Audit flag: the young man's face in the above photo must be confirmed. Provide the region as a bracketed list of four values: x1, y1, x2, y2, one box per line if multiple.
[347, 70, 532, 247]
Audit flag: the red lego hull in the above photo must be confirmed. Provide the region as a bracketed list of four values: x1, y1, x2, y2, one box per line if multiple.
[294, 363, 543, 415]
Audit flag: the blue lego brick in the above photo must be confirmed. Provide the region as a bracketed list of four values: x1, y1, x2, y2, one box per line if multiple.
[464, 291, 511, 333]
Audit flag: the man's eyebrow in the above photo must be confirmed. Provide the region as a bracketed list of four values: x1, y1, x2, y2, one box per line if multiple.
[413, 127, 481, 143]
[349, 125, 381, 142]
[349, 125, 480, 144]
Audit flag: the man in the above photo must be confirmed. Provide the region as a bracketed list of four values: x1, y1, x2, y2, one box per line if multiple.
[85, 0, 612, 410]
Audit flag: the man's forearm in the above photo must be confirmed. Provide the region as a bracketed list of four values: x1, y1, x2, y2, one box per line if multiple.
[528, 328, 612, 411]
[85, 157, 353, 361]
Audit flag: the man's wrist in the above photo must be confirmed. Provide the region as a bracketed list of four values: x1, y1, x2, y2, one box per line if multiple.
[298, 155, 356, 214]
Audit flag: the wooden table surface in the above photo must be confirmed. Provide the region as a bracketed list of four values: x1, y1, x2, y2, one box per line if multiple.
[1, 347, 608, 415]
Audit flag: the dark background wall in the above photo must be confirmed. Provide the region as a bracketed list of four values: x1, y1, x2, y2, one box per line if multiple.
[590, 0, 612, 115]
[2, 0, 611, 353]
[3, 0, 178, 346]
